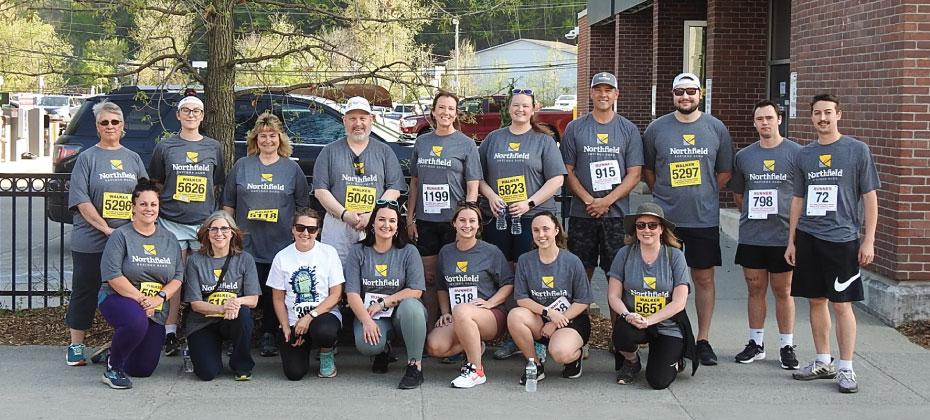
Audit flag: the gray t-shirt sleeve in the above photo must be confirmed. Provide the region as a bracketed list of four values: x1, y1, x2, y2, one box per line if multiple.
[182, 254, 202, 303]
[541, 137, 568, 179]
[402, 245, 426, 291]
[311, 145, 333, 191]
[293, 163, 310, 208]
[561, 120, 578, 166]
[669, 247, 692, 293]
[382, 146, 407, 193]
[857, 143, 881, 194]
[494, 248, 514, 287]
[478, 138, 491, 177]
[240, 252, 262, 296]
[728, 150, 747, 194]
[464, 141, 482, 182]
[625, 123, 645, 168]
[512, 255, 530, 301]
[714, 120, 734, 173]
[606, 246, 629, 281]
[222, 160, 239, 207]
[100, 229, 128, 282]
[68, 153, 91, 208]
[642, 122, 657, 171]
[148, 142, 166, 182]
[343, 245, 362, 294]
[568, 253, 593, 304]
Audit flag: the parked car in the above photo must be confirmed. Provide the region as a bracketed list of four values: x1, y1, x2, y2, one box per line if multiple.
[553, 94, 577, 111]
[383, 103, 426, 120]
[47, 87, 414, 224]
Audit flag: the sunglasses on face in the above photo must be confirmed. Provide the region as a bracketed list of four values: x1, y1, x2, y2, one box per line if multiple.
[293, 224, 319, 234]
[376, 199, 399, 209]
[635, 222, 661, 231]
[98, 119, 122, 126]
[207, 226, 232, 234]
[179, 108, 204, 116]
[672, 88, 700, 96]
[512, 89, 534, 95]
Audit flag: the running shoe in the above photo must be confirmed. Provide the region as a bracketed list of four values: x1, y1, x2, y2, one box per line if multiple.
[534, 341, 548, 364]
[519, 361, 546, 385]
[102, 367, 132, 389]
[318, 350, 337, 378]
[615, 354, 642, 385]
[735, 339, 765, 364]
[582, 343, 590, 360]
[836, 368, 858, 393]
[493, 337, 521, 360]
[372, 347, 392, 374]
[259, 332, 277, 357]
[780, 345, 800, 370]
[451, 362, 486, 389]
[398, 362, 424, 389]
[696, 340, 718, 366]
[164, 332, 180, 357]
[234, 371, 252, 381]
[792, 359, 837, 381]
[67, 344, 87, 366]
[561, 357, 583, 379]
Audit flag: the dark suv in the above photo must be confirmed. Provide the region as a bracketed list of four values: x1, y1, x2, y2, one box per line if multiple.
[48, 87, 413, 223]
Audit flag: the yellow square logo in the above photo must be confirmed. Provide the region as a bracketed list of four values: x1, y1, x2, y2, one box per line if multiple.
[763, 160, 775, 171]
[261, 173, 273, 183]
[819, 154, 832, 168]
[143, 244, 157, 256]
[508, 142, 521, 152]
[185, 151, 199, 163]
[542, 276, 555, 288]
[354, 162, 365, 174]
[375, 264, 388, 277]
[644, 276, 657, 289]
[596, 133, 609, 144]
[431, 146, 443, 157]
[456, 261, 468, 273]
[682, 134, 696, 146]
[110, 160, 123, 170]
[213, 269, 223, 280]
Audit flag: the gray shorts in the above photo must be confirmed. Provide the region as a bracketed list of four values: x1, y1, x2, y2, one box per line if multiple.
[159, 217, 202, 251]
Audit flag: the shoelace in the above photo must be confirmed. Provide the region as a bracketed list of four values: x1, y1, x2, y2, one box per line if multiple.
[459, 363, 476, 377]
[837, 369, 855, 381]
[71, 345, 84, 356]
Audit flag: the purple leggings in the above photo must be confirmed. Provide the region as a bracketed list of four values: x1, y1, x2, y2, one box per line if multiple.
[99, 295, 165, 377]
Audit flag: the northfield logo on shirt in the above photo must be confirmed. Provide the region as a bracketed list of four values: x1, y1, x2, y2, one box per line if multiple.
[669, 134, 708, 156]
[494, 142, 529, 160]
[143, 244, 157, 256]
[808, 154, 843, 180]
[363, 264, 400, 288]
[584, 133, 621, 154]
[431, 146, 443, 157]
[418, 145, 453, 167]
[110, 160, 123, 170]
[764, 160, 776, 171]
[644, 276, 657, 289]
[819, 154, 832, 168]
[186, 152, 199, 163]
[597, 134, 609, 144]
[247, 173, 284, 192]
[447, 261, 479, 284]
[750, 159, 788, 182]
[456, 261, 468, 273]
[375, 264, 388, 277]
[682, 134, 696, 146]
[172, 151, 210, 172]
[542, 276, 555, 288]
[99, 159, 137, 181]
[131, 244, 172, 265]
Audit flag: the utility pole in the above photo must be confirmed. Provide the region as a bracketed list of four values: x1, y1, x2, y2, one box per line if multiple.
[453, 17, 460, 96]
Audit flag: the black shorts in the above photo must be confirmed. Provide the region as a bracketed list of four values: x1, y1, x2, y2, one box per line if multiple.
[414, 220, 456, 256]
[567, 217, 626, 274]
[735, 244, 793, 273]
[539, 313, 591, 346]
[791, 230, 863, 302]
[675, 226, 722, 269]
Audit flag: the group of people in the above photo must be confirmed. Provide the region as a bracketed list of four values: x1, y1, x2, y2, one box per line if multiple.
[63, 70, 879, 395]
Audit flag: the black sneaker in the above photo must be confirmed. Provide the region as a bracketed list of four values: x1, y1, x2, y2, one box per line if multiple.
[734, 339, 765, 364]
[260, 332, 277, 357]
[372, 350, 392, 374]
[696, 340, 718, 366]
[780, 345, 800, 370]
[519, 361, 546, 385]
[615, 354, 642, 385]
[561, 357, 583, 379]
[398, 362, 424, 389]
[164, 333, 180, 357]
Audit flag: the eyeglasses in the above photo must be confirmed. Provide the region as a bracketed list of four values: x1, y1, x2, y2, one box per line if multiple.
[376, 199, 399, 209]
[98, 119, 122, 126]
[672, 88, 700, 96]
[179, 108, 204, 116]
[635, 222, 661, 231]
[293, 224, 319, 234]
[512, 89, 534, 95]
[353, 155, 364, 175]
[207, 226, 232, 234]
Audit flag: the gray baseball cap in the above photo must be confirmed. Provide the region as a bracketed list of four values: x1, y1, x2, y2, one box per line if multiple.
[590, 72, 618, 89]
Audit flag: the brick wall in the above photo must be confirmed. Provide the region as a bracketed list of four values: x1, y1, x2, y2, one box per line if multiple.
[576, 14, 590, 116]
[653, 0, 707, 116]
[578, 17, 618, 115]
[616, 9, 654, 130]
[789, 0, 930, 281]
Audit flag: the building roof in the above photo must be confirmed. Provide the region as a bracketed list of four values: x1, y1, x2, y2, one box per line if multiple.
[474, 38, 577, 56]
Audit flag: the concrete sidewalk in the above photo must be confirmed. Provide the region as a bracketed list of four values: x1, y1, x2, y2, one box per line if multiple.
[3, 230, 930, 419]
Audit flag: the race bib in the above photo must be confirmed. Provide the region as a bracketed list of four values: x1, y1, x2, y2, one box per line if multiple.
[448, 286, 478, 311]
[590, 160, 622, 192]
[139, 282, 164, 311]
[101, 192, 132, 219]
[173, 175, 207, 203]
[364, 292, 394, 319]
[247, 209, 278, 222]
[748, 189, 778, 220]
[206, 291, 238, 318]
[633, 294, 666, 317]
[497, 175, 528, 203]
[294, 301, 319, 319]
[547, 296, 571, 313]
[806, 185, 838, 216]
[422, 184, 451, 214]
[669, 160, 702, 187]
[345, 185, 376, 213]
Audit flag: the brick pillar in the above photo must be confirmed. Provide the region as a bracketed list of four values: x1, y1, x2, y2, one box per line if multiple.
[616, 8, 654, 130]
[576, 13, 590, 116]
[579, 19, 617, 115]
[653, 0, 707, 116]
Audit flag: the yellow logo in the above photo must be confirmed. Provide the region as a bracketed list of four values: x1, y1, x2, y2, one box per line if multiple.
[763, 160, 775, 171]
[110, 160, 123, 170]
[143, 244, 157, 256]
[508, 142, 521, 152]
[456, 261, 468, 273]
[375, 264, 388, 277]
[213, 269, 223, 280]
[185, 151, 199, 163]
[431, 146, 443, 157]
[644, 276, 657, 290]
[542, 276, 555, 288]
[819, 154, 832, 168]
[596, 133, 609, 144]
[682, 134, 696, 146]
[261, 173, 273, 183]
[354, 162, 365, 174]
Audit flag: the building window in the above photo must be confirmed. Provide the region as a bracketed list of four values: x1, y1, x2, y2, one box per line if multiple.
[683, 20, 707, 80]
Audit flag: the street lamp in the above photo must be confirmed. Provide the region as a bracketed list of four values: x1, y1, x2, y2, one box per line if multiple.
[452, 17, 460, 95]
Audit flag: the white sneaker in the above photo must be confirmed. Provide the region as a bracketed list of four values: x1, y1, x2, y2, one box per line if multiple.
[451, 362, 487, 389]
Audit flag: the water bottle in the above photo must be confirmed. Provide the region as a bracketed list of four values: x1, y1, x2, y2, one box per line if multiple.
[525, 358, 537, 392]
[182, 344, 193, 373]
[510, 216, 522, 235]
[496, 202, 508, 231]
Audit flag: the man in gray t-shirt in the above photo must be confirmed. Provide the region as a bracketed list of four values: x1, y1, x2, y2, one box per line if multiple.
[643, 72, 733, 366]
[784, 94, 880, 393]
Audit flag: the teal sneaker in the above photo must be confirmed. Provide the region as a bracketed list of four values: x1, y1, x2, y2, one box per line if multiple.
[534, 342, 547, 364]
[318, 350, 337, 378]
[493, 337, 520, 360]
[67, 344, 87, 366]
[102, 367, 132, 389]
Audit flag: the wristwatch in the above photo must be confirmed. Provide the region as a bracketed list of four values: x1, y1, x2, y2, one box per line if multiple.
[541, 308, 550, 322]
[620, 312, 630, 321]
[377, 297, 388, 311]
[156, 291, 168, 300]
[528, 200, 537, 209]
[309, 310, 319, 319]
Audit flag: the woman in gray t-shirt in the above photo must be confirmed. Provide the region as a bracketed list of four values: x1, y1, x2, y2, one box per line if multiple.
[607, 202, 696, 389]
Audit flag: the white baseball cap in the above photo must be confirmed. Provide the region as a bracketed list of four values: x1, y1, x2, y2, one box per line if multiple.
[672, 73, 701, 89]
[344, 96, 372, 114]
[177, 95, 204, 110]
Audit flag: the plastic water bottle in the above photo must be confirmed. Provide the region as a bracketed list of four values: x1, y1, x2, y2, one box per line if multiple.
[525, 358, 537, 392]
[510, 216, 522, 235]
[182, 344, 193, 373]
[496, 203, 508, 231]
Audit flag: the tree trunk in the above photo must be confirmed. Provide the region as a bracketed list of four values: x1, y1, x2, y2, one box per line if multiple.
[203, 0, 237, 172]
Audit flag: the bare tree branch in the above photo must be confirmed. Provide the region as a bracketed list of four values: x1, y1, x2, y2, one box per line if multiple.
[248, 0, 434, 24]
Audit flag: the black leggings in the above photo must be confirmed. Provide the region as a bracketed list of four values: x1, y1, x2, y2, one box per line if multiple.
[255, 262, 278, 334]
[278, 312, 341, 380]
[612, 319, 684, 390]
